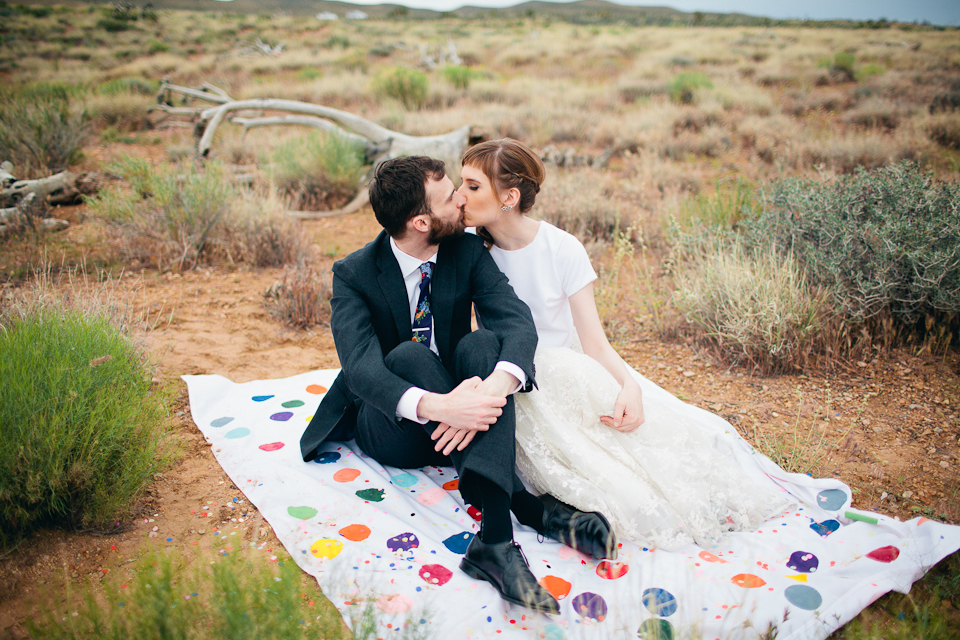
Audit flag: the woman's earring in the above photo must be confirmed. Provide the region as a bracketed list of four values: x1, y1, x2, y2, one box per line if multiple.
[501, 205, 513, 211]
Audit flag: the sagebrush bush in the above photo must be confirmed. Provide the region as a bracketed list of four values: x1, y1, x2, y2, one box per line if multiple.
[442, 65, 476, 90]
[926, 114, 960, 149]
[270, 131, 366, 211]
[742, 162, 960, 346]
[90, 156, 306, 270]
[0, 276, 173, 547]
[673, 241, 830, 373]
[0, 86, 90, 176]
[667, 72, 713, 104]
[535, 168, 632, 243]
[372, 66, 428, 109]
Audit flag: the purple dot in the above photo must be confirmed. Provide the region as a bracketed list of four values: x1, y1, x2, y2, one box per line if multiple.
[270, 412, 293, 422]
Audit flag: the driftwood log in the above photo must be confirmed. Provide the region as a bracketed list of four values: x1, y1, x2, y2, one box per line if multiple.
[157, 81, 481, 219]
[0, 192, 69, 237]
[0, 171, 99, 208]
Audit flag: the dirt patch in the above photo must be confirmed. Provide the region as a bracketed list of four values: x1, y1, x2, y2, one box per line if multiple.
[1, 210, 958, 638]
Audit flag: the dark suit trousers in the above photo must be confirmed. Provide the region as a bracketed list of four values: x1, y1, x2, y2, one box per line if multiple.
[354, 329, 519, 508]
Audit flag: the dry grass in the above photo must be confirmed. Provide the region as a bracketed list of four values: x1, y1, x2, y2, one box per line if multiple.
[264, 260, 333, 329]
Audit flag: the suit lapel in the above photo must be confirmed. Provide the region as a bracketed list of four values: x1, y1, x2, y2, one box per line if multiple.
[375, 234, 411, 341]
[432, 240, 456, 364]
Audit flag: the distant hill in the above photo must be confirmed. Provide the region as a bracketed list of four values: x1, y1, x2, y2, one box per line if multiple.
[18, 0, 781, 26]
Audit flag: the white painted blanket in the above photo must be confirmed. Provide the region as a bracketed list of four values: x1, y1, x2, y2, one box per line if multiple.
[183, 369, 960, 640]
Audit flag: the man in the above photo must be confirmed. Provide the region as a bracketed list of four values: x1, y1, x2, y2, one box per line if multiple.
[300, 156, 615, 614]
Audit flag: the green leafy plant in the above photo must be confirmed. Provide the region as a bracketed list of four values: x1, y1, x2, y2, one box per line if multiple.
[0, 274, 174, 548]
[667, 72, 713, 104]
[441, 65, 476, 90]
[270, 131, 366, 211]
[372, 66, 428, 110]
[0, 86, 90, 176]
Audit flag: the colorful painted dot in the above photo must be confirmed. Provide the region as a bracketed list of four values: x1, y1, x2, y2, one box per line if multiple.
[339, 524, 371, 542]
[442, 479, 459, 491]
[596, 561, 629, 580]
[642, 587, 678, 617]
[270, 412, 293, 422]
[638, 619, 675, 640]
[784, 584, 823, 610]
[252, 395, 274, 402]
[224, 428, 250, 439]
[467, 506, 482, 522]
[306, 384, 327, 395]
[698, 550, 728, 563]
[356, 488, 385, 502]
[442, 532, 473, 554]
[539, 575, 572, 601]
[309, 538, 343, 560]
[571, 592, 607, 622]
[816, 489, 847, 511]
[210, 417, 233, 428]
[314, 452, 340, 464]
[334, 468, 361, 482]
[391, 472, 417, 487]
[730, 574, 766, 588]
[259, 442, 285, 452]
[418, 564, 453, 586]
[417, 487, 447, 506]
[866, 546, 900, 563]
[386, 532, 419, 552]
[281, 400, 305, 408]
[787, 551, 819, 573]
[810, 520, 840, 537]
[375, 593, 413, 614]
[287, 506, 318, 520]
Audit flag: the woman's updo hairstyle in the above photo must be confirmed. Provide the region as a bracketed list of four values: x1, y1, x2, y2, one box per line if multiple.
[461, 138, 545, 214]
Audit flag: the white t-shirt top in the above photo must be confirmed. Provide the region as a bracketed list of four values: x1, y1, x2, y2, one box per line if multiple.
[489, 221, 596, 350]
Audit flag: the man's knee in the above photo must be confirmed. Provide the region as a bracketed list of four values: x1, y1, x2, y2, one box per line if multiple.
[455, 329, 500, 379]
[385, 341, 451, 392]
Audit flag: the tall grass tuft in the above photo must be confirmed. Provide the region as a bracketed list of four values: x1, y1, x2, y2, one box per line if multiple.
[667, 72, 713, 104]
[0, 86, 90, 177]
[264, 261, 332, 329]
[270, 132, 366, 211]
[27, 548, 353, 639]
[372, 66, 428, 110]
[441, 65, 476, 90]
[0, 272, 174, 548]
[673, 241, 830, 373]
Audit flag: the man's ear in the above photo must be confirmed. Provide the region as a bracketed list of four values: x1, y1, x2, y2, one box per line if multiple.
[408, 213, 430, 235]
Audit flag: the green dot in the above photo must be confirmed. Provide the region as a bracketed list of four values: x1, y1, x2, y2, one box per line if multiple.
[287, 506, 318, 520]
[282, 400, 305, 408]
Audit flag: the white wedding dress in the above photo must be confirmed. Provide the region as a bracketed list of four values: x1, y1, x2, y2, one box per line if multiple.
[489, 222, 792, 550]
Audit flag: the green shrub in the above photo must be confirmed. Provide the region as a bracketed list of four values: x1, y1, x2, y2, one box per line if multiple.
[146, 38, 169, 54]
[270, 131, 366, 211]
[742, 162, 960, 346]
[441, 65, 476, 90]
[0, 278, 173, 547]
[96, 18, 131, 33]
[830, 52, 856, 81]
[673, 178, 755, 233]
[27, 548, 352, 639]
[927, 114, 960, 150]
[0, 86, 90, 176]
[673, 241, 830, 373]
[90, 156, 306, 270]
[667, 71, 713, 104]
[97, 77, 157, 96]
[372, 66, 428, 110]
[295, 67, 322, 81]
[855, 63, 886, 82]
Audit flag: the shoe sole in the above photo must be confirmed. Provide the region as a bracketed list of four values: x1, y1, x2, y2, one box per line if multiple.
[459, 558, 559, 614]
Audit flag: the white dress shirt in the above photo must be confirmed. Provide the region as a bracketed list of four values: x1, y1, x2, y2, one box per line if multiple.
[390, 237, 526, 423]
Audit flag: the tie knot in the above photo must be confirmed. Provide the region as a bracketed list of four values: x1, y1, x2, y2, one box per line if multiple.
[419, 262, 433, 280]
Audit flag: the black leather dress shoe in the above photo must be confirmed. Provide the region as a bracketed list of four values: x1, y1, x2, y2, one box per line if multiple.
[540, 493, 618, 560]
[459, 536, 560, 614]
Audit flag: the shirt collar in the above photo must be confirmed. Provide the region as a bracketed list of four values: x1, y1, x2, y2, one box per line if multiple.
[389, 236, 437, 279]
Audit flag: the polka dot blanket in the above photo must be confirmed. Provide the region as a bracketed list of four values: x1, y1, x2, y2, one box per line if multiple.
[183, 368, 960, 640]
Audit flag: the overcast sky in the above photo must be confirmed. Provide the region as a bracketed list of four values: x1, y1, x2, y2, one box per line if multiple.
[343, 1, 960, 26]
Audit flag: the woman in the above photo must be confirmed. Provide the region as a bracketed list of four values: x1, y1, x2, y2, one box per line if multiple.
[456, 139, 792, 550]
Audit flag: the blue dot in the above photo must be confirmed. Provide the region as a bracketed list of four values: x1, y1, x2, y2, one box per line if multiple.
[391, 472, 417, 487]
[442, 531, 474, 554]
[785, 585, 823, 610]
[225, 427, 250, 439]
[816, 489, 847, 511]
[252, 395, 274, 402]
[314, 452, 341, 464]
[210, 417, 234, 428]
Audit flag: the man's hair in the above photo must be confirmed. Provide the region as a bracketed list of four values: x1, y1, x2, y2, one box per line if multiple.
[368, 156, 446, 238]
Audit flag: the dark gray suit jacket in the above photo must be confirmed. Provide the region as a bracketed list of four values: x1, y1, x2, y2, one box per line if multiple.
[300, 230, 537, 461]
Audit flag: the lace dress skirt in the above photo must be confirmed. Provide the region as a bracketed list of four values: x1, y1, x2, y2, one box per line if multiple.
[514, 345, 792, 550]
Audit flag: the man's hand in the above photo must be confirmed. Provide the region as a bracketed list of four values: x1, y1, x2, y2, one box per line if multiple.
[431, 423, 478, 455]
[417, 377, 506, 431]
[600, 380, 644, 433]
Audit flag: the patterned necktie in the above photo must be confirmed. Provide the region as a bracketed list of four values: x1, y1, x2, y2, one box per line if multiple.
[411, 261, 433, 345]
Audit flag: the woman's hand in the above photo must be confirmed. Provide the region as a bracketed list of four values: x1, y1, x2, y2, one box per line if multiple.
[600, 380, 644, 433]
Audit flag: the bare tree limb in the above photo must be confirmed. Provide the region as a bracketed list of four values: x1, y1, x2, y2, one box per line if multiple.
[1, 171, 99, 207]
[158, 82, 232, 105]
[231, 115, 374, 150]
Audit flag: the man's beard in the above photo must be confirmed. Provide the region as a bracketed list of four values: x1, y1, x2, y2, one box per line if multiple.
[426, 211, 465, 244]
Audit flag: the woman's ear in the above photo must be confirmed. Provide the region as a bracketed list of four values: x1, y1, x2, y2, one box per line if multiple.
[503, 187, 521, 209]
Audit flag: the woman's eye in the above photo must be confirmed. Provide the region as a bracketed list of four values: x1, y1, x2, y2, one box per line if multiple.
[469, 186, 479, 191]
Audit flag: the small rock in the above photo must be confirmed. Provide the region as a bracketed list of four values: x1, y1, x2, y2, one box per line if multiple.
[198, 529, 206, 535]
[929, 447, 937, 454]
[873, 426, 883, 433]
[940, 461, 949, 469]
[902, 491, 913, 499]
[152, 526, 159, 532]
[683, 371, 695, 377]
[148, 531, 158, 538]
[880, 492, 888, 501]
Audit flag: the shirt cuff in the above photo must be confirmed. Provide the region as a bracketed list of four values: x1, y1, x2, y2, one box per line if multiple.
[397, 387, 429, 424]
[494, 361, 526, 394]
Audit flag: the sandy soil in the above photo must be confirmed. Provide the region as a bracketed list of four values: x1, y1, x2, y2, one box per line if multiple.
[0, 210, 958, 638]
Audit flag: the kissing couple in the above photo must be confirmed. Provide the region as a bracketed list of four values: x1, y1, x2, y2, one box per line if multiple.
[300, 139, 791, 613]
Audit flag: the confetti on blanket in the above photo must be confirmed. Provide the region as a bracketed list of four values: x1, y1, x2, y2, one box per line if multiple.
[184, 368, 960, 640]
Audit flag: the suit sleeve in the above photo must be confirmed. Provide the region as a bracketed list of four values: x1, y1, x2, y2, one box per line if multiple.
[329, 269, 414, 421]
[470, 247, 538, 389]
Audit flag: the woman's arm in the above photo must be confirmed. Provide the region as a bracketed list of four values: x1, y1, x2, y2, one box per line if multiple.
[568, 284, 645, 432]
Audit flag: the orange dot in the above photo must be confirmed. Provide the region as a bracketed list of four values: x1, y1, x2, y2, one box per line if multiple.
[539, 575, 572, 601]
[339, 524, 372, 541]
[306, 384, 327, 395]
[333, 468, 361, 482]
[442, 479, 460, 491]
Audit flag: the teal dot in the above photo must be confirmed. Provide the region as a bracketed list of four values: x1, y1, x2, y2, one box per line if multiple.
[785, 585, 822, 610]
[391, 473, 417, 487]
[225, 428, 250, 439]
[281, 400, 305, 408]
[816, 489, 847, 511]
[210, 417, 234, 428]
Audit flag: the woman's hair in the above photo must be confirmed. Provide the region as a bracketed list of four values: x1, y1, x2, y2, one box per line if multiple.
[461, 138, 545, 215]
